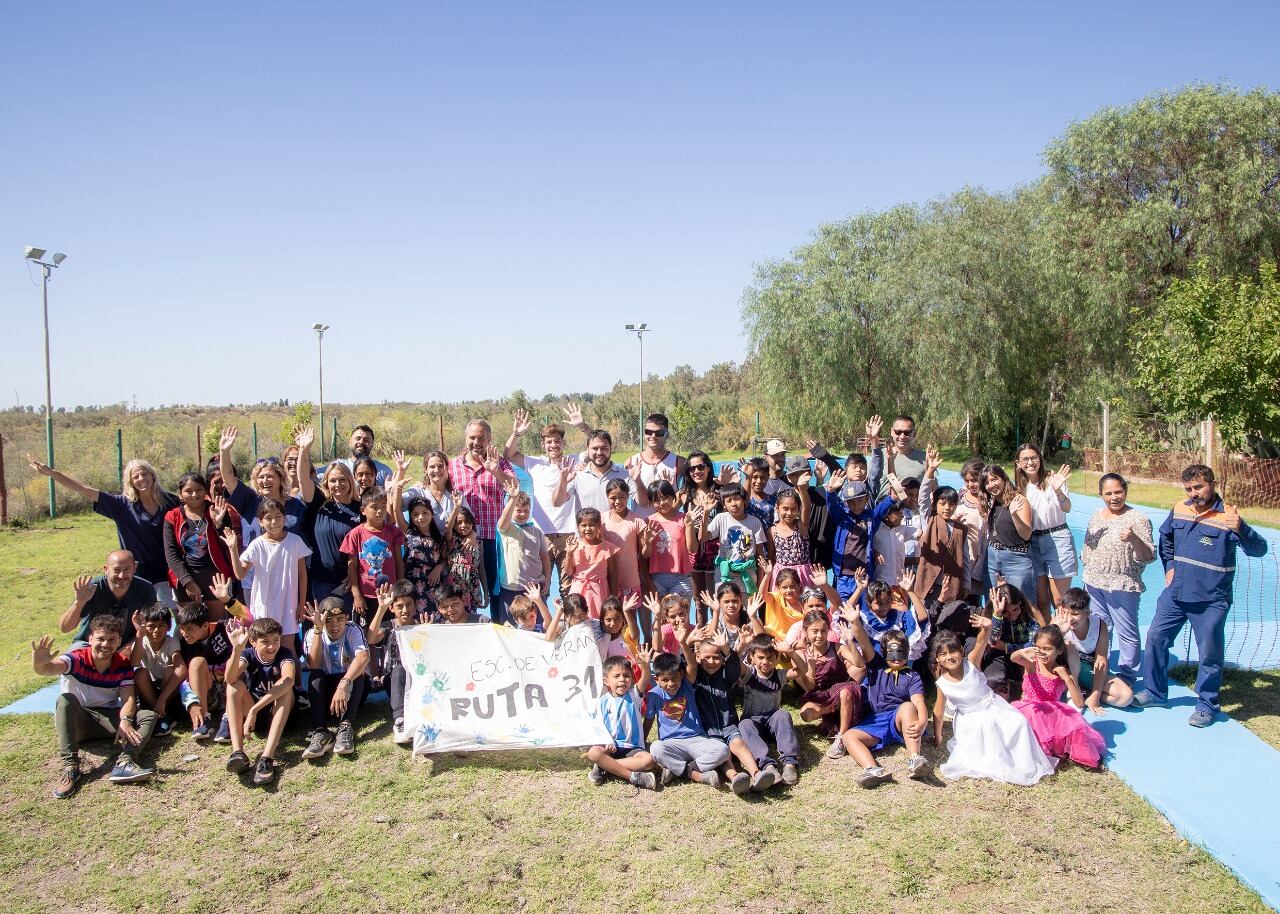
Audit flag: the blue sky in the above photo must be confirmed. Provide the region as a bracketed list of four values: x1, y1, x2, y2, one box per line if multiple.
[3, 2, 1276, 409]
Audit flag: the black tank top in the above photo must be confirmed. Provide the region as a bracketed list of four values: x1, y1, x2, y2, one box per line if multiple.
[989, 502, 1029, 547]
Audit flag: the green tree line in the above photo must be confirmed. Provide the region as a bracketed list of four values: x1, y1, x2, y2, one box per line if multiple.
[742, 84, 1280, 457]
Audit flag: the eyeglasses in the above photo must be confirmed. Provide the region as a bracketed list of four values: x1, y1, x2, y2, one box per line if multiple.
[644, 428, 667, 437]
[891, 429, 913, 437]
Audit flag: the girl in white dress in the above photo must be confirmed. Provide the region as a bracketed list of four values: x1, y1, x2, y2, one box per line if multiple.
[931, 613, 1056, 786]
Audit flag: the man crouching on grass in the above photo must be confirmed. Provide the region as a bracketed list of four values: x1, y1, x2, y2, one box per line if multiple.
[32, 615, 157, 798]
[224, 618, 296, 786]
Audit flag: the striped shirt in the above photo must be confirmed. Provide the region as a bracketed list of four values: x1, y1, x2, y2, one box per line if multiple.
[598, 686, 646, 750]
[59, 646, 134, 709]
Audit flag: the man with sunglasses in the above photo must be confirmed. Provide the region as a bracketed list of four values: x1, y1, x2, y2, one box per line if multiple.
[868, 415, 927, 501]
[626, 413, 685, 513]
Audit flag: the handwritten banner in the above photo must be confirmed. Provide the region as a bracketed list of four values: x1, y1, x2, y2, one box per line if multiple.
[397, 622, 612, 754]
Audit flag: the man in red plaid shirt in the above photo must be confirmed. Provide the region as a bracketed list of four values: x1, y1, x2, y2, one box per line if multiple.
[449, 419, 518, 621]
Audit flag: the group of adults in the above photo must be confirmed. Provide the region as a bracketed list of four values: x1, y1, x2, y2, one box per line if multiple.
[30, 406, 1269, 730]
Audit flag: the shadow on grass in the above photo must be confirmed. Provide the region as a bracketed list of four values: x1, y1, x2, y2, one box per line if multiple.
[1171, 664, 1280, 749]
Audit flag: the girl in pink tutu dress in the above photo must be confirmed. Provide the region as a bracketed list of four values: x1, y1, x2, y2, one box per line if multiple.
[1012, 625, 1106, 768]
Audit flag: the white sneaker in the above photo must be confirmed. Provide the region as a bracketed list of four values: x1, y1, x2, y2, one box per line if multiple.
[826, 736, 848, 759]
[587, 764, 607, 786]
[393, 719, 414, 745]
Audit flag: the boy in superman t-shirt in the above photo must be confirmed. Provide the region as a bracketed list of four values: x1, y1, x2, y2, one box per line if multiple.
[644, 649, 729, 787]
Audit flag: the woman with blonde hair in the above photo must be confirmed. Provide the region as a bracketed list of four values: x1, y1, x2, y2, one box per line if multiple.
[28, 454, 180, 604]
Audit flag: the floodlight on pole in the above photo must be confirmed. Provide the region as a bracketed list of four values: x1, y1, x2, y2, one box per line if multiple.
[624, 323, 649, 443]
[24, 246, 68, 518]
[312, 323, 330, 458]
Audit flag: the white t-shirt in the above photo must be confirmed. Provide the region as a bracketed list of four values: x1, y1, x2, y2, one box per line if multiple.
[1025, 483, 1069, 531]
[706, 512, 766, 563]
[136, 634, 181, 680]
[303, 623, 369, 675]
[873, 524, 905, 583]
[522, 454, 580, 534]
[240, 532, 313, 635]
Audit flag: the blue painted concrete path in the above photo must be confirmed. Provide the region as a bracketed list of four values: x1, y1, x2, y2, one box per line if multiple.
[1098, 684, 1280, 911]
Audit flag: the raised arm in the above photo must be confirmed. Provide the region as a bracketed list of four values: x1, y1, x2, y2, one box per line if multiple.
[25, 455, 101, 502]
[31, 635, 70, 677]
[1009, 493, 1034, 541]
[967, 613, 993, 668]
[219, 425, 246, 495]
[59, 575, 98, 634]
[504, 409, 531, 467]
[296, 427, 317, 503]
[795, 471, 813, 529]
[220, 527, 246, 580]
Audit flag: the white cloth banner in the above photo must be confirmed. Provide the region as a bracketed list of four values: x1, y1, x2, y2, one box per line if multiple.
[398, 622, 612, 754]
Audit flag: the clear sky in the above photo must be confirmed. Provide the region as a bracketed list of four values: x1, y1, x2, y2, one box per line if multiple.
[3, 2, 1276, 409]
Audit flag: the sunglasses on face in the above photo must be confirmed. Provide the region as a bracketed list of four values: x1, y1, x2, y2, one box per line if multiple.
[255, 456, 281, 467]
[689, 463, 709, 472]
[891, 429, 913, 437]
[644, 428, 667, 437]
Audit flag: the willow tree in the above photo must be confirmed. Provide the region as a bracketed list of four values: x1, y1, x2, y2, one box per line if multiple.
[742, 206, 920, 443]
[1044, 83, 1280, 318]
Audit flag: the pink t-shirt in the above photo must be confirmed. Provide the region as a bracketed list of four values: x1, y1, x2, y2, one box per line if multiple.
[647, 513, 691, 575]
[570, 540, 619, 591]
[339, 523, 406, 598]
[603, 513, 645, 594]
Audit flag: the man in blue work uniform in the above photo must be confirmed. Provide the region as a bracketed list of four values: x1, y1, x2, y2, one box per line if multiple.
[1135, 464, 1269, 727]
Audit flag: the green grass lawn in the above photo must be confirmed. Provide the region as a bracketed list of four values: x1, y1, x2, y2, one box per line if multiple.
[0, 514, 118, 706]
[0, 514, 1275, 913]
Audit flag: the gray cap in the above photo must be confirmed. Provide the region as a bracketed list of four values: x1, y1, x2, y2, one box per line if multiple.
[783, 455, 809, 476]
[840, 479, 869, 501]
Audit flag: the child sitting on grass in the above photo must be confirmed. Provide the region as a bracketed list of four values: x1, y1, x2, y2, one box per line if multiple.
[366, 580, 421, 744]
[130, 603, 184, 736]
[843, 628, 931, 788]
[586, 649, 658, 790]
[301, 597, 370, 760]
[645, 651, 730, 787]
[787, 609, 865, 761]
[32, 615, 157, 798]
[176, 600, 234, 740]
[686, 628, 775, 794]
[224, 618, 296, 786]
[737, 635, 800, 786]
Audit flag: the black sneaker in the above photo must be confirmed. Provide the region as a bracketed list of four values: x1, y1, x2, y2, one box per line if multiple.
[191, 719, 213, 741]
[53, 765, 81, 799]
[301, 729, 334, 760]
[155, 717, 174, 738]
[253, 755, 278, 786]
[226, 750, 251, 774]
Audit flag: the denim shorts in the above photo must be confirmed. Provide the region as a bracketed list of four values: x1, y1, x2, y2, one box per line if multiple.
[716, 724, 742, 745]
[1031, 526, 1078, 580]
[651, 573, 693, 598]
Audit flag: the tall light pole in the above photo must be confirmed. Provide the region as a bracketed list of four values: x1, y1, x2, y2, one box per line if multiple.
[24, 246, 67, 519]
[624, 323, 649, 443]
[312, 323, 330, 459]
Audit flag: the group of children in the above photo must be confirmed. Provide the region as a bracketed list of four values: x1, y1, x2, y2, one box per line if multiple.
[35, 422, 1127, 798]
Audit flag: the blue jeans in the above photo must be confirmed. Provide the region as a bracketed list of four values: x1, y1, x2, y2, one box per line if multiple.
[1141, 589, 1229, 715]
[985, 546, 1036, 603]
[1085, 584, 1142, 681]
